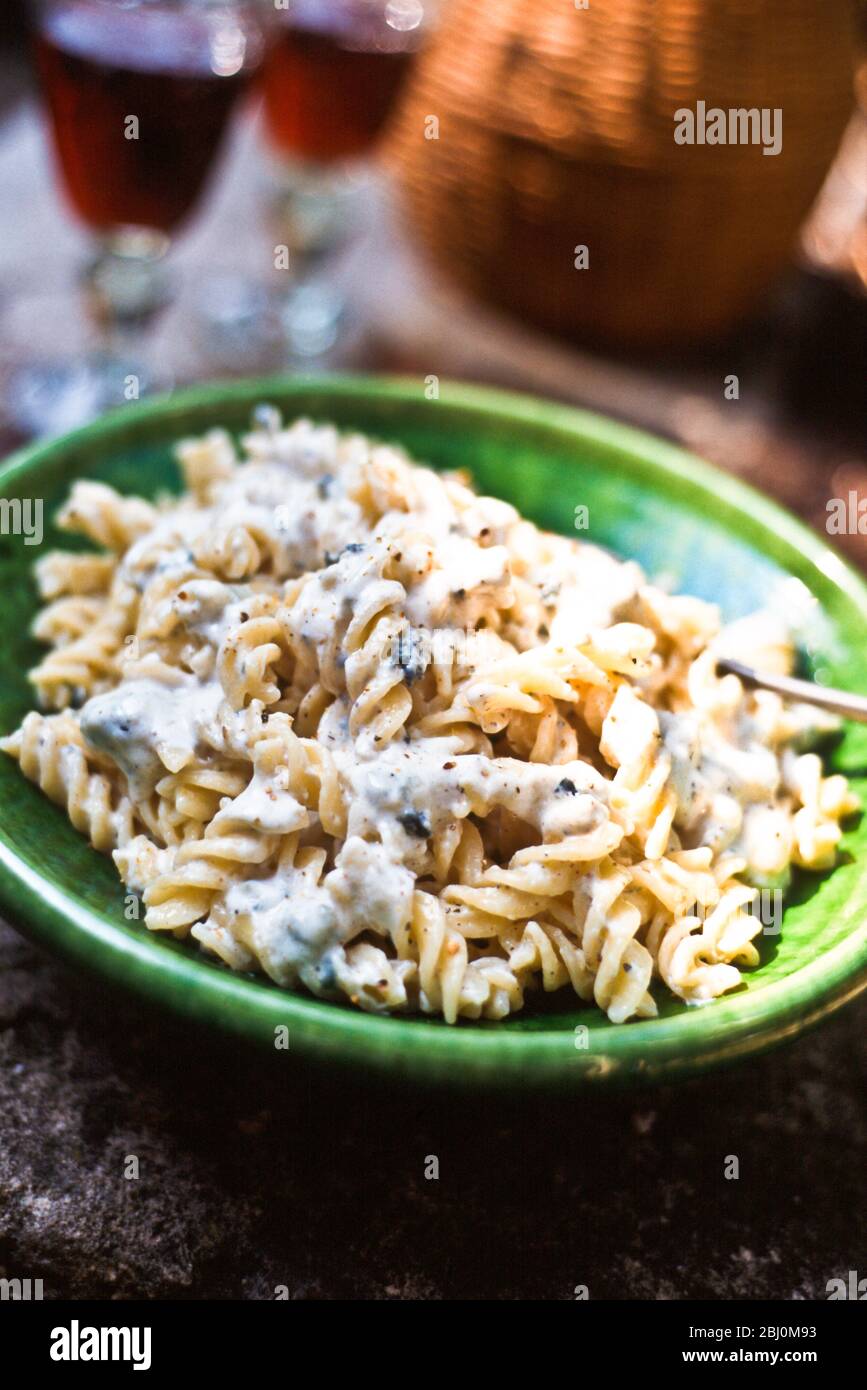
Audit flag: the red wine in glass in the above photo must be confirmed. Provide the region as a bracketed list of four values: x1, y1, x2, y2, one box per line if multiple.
[33, 0, 263, 234]
[261, 0, 425, 165]
[7, 0, 266, 439]
[249, 3, 431, 367]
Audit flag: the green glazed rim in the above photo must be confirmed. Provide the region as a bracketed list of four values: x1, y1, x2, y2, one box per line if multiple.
[0, 374, 865, 1088]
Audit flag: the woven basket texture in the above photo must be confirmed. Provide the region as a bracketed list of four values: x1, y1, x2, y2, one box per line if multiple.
[387, 0, 858, 346]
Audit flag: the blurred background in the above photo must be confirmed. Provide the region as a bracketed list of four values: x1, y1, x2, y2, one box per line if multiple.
[0, 0, 865, 559]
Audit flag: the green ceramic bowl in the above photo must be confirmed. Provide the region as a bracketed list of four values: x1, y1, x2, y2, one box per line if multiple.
[0, 376, 865, 1088]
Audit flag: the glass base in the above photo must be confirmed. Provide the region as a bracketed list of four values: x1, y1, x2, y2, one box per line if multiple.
[193, 273, 353, 372]
[5, 355, 169, 439]
[281, 282, 345, 358]
[0, 287, 172, 439]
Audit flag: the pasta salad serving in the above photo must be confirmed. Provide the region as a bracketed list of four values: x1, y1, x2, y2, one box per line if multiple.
[3, 413, 858, 1024]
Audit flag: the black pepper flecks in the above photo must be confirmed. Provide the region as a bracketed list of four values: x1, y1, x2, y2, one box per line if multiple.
[397, 809, 432, 839]
[394, 630, 427, 685]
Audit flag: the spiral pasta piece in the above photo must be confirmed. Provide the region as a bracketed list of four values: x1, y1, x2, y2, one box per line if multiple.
[2, 711, 134, 852]
[57, 480, 157, 551]
[218, 599, 287, 710]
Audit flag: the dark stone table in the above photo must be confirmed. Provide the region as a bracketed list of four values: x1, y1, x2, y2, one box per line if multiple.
[1, 919, 864, 1301]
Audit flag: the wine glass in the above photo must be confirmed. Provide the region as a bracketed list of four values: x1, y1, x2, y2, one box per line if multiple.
[7, 0, 269, 436]
[214, 0, 433, 362]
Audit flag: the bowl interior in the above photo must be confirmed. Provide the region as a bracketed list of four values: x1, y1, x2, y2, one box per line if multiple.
[0, 376, 865, 1085]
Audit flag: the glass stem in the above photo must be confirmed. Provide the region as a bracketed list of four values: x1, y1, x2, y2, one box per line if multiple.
[81, 228, 172, 356]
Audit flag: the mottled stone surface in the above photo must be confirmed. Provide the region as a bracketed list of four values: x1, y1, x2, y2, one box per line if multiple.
[0, 919, 865, 1301]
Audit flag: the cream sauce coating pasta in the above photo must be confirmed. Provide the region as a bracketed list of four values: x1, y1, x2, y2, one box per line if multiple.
[2, 416, 858, 1023]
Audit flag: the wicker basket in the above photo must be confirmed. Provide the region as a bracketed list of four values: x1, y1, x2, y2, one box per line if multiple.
[387, 0, 858, 348]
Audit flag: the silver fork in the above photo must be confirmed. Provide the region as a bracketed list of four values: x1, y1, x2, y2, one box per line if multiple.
[716, 657, 867, 724]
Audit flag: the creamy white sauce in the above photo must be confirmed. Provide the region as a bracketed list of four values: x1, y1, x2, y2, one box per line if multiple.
[81, 677, 225, 800]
